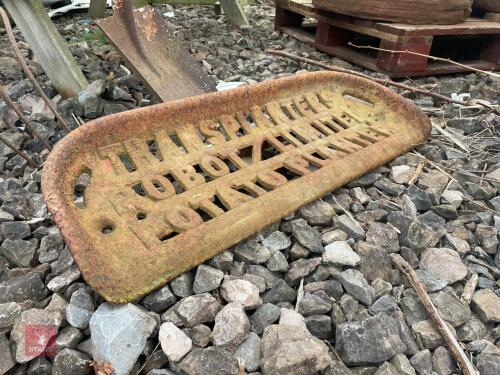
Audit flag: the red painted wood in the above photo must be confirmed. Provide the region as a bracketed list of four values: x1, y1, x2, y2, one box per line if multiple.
[376, 37, 433, 72]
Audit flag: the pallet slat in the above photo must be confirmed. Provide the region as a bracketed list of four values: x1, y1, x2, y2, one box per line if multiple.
[275, 0, 500, 77]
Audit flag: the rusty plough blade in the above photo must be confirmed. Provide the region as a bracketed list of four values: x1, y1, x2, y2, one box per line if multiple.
[42, 72, 430, 303]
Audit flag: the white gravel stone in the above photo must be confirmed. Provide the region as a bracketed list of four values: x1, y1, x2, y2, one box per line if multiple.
[220, 279, 262, 309]
[323, 241, 361, 267]
[159, 322, 192, 362]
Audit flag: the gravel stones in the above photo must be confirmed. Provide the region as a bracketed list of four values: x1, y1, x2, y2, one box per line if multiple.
[291, 218, 324, 253]
[250, 303, 281, 334]
[337, 269, 373, 306]
[211, 302, 250, 347]
[323, 241, 361, 267]
[336, 313, 406, 366]
[234, 238, 271, 264]
[0, 239, 38, 267]
[299, 200, 334, 225]
[476, 344, 500, 375]
[159, 322, 192, 362]
[411, 320, 456, 349]
[141, 284, 177, 312]
[90, 303, 156, 375]
[429, 287, 471, 327]
[0, 273, 48, 303]
[0, 333, 15, 374]
[471, 288, 500, 322]
[235, 332, 261, 372]
[419, 248, 467, 284]
[220, 278, 262, 308]
[11, 308, 62, 363]
[193, 265, 224, 294]
[175, 293, 222, 327]
[261, 324, 331, 375]
[263, 279, 296, 303]
[52, 348, 92, 375]
[262, 231, 291, 251]
[66, 289, 94, 329]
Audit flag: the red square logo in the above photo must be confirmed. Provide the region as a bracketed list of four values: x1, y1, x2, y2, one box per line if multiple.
[24, 325, 57, 358]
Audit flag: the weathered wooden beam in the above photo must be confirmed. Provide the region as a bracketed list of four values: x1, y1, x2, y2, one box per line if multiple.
[3, 0, 88, 97]
[220, 0, 249, 26]
[88, 0, 107, 19]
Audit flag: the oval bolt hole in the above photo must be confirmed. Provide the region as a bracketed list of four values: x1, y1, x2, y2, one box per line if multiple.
[137, 212, 147, 220]
[101, 224, 114, 235]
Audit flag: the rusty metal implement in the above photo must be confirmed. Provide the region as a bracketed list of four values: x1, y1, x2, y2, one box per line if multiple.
[42, 72, 430, 303]
[97, 6, 216, 102]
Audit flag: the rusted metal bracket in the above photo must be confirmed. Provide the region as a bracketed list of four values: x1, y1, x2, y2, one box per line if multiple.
[42, 72, 430, 303]
[97, 5, 216, 103]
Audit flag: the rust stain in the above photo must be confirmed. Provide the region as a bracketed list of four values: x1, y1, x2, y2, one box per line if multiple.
[41, 72, 431, 303]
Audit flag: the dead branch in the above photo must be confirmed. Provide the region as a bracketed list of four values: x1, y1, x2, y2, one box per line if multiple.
[0, 133, 39, 168]
[0, 84, 52, 150]
[266, 49, 500, 116]
[460, 273, 478, 305]
[0, 6, 71, 132]
[348, 42, 500, 80]
[390, 254, 479, 375]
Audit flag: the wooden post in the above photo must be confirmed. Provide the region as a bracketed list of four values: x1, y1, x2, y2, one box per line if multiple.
[88, 0, 107, 19]
[3, 0, 88, 97]
[220, 0, 249, 26]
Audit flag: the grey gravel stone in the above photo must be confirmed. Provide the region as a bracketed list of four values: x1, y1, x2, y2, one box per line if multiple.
[66, 289, 94, 329]
[182, 324, 211, 348]
[299, 200, 334, 226]
[471, 288, 500, 322]
[212, 302, 250, 347]
[266, 250, 289, 272]
[411, 320, 456, 350]
[335, 313, 406, 366]
[415, 270, 448, 292]
[0, 239, 38, 267]
[47, 265, 81, 292]
[261, 324, 331, 375]
[234, 238, 271, 264]
[476, 344, 500, 375]
[334, 215, 366, 240]
[55, 326, 83, 352]
[52, 349, 92, 375]
[374, 362, 399, 375]
[432, 346, 457, 375]
[410, 349, 433, 375]
[456, 313, 487, 342]
[262, 231, 291, 251]
[284, 257, 322, 285]
[175, 293, 222, 327]
[235, 332, 261, 372]
[419, 248, 467, 284]
[357, 241, 397, 284]
[297, 291, 332, 316]
[0, 273, 48, 303]
[429, 287, 471, 327]
[305, 314, 333, 339]
[337, 269, 373, 306]
[323, 241, 360, 267]
[291, 218, 324, 253]
[250, 303, 281, 334]
[391, 354, 416, 375]
[141, 284, 176, 312]
[263, 280, 296, 304]
[90, 303, 156, 375]
[1, 221, 30, 240]
[0, 333, 15, 374]
[192, 265, 224, 294]
[170, 272, 194, 298]
[11, 308, 63, 363]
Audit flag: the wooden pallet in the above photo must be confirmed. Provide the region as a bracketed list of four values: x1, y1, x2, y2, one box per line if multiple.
[275, 0, 500, 77]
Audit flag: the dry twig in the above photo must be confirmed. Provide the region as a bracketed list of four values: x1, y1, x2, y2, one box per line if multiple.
[348, 42, 500, 80]
[0, 6, 71, 132]
[0, 133, 39, 168]
[391, 254, 479, 375]
[266, 49, 500, 116]
[460, 273, 478, 305]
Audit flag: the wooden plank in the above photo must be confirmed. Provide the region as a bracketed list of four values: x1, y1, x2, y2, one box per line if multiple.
[97, 6, 216, 102]
[220, 0, 249, 26]
[3, 0, 88, 98]
[88, 0, 107, 19]
[485, 13, 500, 22]
[376, 18, 500, 36]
